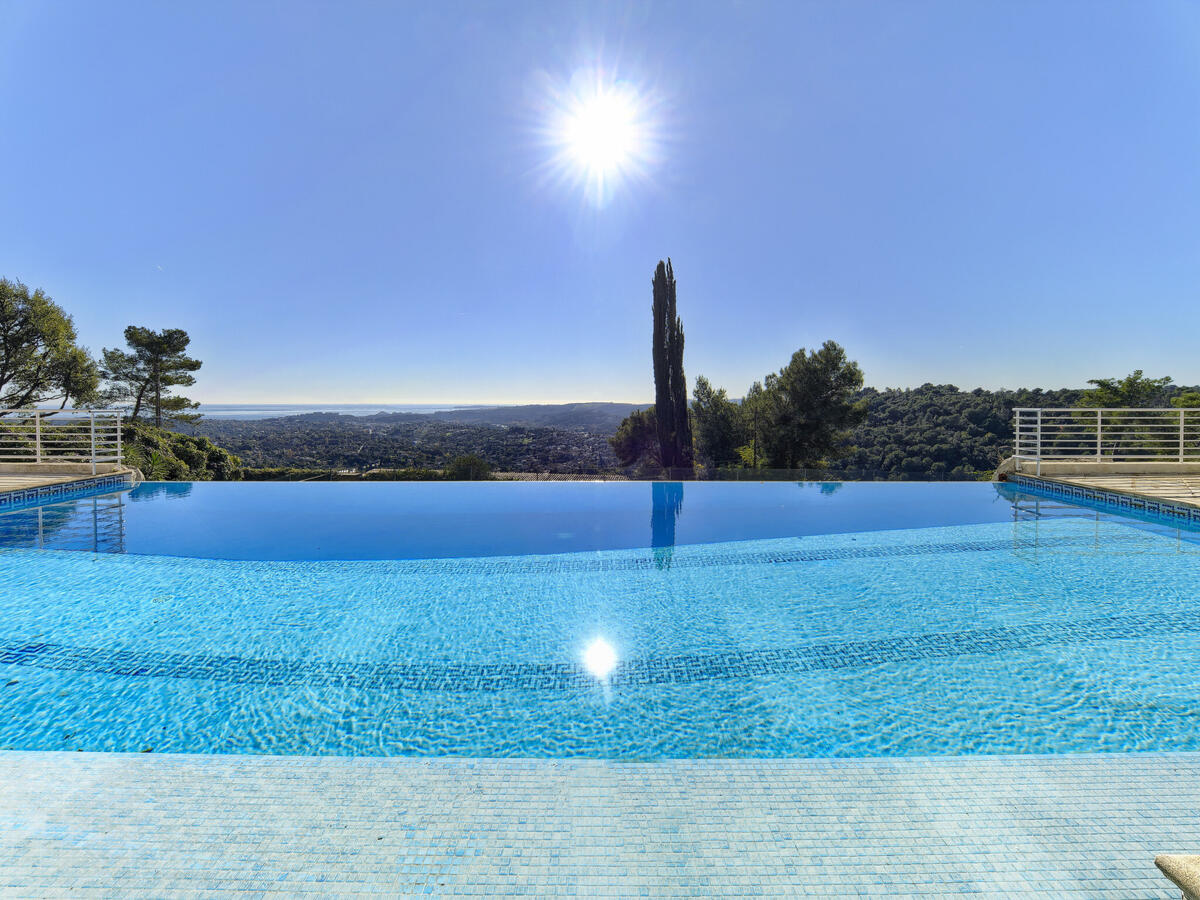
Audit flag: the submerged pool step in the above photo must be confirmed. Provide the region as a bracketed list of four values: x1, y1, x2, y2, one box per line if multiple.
[359, 532, 1173, 576]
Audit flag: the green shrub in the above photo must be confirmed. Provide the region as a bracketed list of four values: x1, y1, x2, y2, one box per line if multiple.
[123, 423, 241, 481]
[359, 468, 444, 481]
[443, 454, 491, 481]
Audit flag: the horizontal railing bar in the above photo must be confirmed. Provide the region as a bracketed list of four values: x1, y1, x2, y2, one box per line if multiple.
[1022, 426, 1195, 431]
[1013, 407, 1199, 412]
[0, 409, 125, 414]
[0, 409, 125, 467]
[1032, 450, 1175, 453]
[11, 456, 124, 461]
[1033, 457, 1200, 461]
[1015, 407, 1200, 469]
[1034, 453, 1200, 457]
[1031, 453, 1200, 457]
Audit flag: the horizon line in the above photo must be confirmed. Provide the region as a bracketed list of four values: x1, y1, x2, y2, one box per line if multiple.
[192, 381, 1097, 406]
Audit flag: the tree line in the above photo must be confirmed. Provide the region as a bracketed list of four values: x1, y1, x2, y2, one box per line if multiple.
[612, 260, 1198, 479]
[612, 259, 868, 474]
[0, 277, 201, 426]
[6, 269, 1194, 483]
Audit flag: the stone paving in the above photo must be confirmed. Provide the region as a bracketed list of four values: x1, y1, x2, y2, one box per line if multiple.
[2, 750, 1198, 897]
[0, 474, 78, 491]
[1055, 474, 1200, 509]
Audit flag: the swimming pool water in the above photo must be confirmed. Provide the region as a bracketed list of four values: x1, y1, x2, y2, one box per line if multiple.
[1, 481, 1198, 759]
[0, 480, 1026, 560]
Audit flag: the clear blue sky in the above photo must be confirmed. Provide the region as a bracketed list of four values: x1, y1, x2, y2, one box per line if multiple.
[2, 1, 1197, 404]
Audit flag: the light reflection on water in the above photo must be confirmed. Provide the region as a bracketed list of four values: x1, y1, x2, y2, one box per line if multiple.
[0, 482, 1198, 758]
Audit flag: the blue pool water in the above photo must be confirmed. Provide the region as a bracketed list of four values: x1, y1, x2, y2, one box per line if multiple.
[1, 481, 1198, 759]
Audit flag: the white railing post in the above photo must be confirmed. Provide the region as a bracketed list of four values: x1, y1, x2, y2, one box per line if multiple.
[116, 413, 123, 465]
[34, 411, 42, 463]
[1181, 408, 1187, 463]
[1013, 410, 1020, 471]
[1035, 408, 1042, 476]
[1096, 409, 1102, 461]
[89, 410, 96, 475]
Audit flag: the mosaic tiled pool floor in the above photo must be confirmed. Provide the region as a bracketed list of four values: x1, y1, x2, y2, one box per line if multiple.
[6, 610, 1200, 694]
[2, 750, 1197, 897]
[3, 516, 1200, 758]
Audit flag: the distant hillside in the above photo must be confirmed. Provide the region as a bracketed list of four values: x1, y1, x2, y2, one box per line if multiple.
[190, 390, 1127, 480]
[196, 411, 620, 472]
[232, 403, 646, 432]
[427, 402, 643, 431]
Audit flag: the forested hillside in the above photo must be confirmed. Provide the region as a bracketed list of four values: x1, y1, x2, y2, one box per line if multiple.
[428, 403, 639, 431]
[830, 384, 1082, 479]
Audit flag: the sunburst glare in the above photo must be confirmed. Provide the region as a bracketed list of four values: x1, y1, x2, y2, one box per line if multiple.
[583, 637, 618, 680]
[540, 68, 662, 207]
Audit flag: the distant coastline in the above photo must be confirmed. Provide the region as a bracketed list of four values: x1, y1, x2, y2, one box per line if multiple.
[195, 403, 483, 420]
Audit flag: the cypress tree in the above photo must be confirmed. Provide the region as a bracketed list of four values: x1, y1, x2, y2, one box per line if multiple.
[651, 259, 693, 471]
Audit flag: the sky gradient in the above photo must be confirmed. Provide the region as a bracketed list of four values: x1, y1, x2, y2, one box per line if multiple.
[2, 1, 1198, 404]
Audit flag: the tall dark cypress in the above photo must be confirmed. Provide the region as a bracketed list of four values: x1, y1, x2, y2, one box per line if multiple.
[651, 259, 693, 471]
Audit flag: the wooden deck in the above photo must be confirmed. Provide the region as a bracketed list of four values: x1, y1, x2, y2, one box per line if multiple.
[1042, 474, 1200, 510]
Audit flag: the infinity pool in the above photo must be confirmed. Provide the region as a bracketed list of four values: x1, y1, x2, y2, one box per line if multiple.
[1, 481, 1198, 758]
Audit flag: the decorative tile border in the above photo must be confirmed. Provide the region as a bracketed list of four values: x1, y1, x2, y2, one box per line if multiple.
[1011, 474, 1200, 527]
[0, 473, 133, 512]
[4, 611, 1196, 694]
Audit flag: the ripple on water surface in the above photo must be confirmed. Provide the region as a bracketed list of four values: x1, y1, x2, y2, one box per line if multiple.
[1, 513, 1199, 758]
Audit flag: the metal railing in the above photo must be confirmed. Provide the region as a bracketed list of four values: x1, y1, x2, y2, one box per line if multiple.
[1014, 407, 1200, 474]
[0, 409, 124, 474]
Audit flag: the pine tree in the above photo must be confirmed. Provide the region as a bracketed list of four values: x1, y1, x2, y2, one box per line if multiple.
[651, 259, 693, 471]
[101, 327, 202, 428]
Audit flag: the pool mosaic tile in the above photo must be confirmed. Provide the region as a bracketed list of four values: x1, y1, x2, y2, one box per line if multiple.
[4, 610, 1197, 694]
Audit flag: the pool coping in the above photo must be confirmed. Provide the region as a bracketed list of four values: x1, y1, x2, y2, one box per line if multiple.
[1010, 473, 1200, 527]
[0, 471, 134, 512]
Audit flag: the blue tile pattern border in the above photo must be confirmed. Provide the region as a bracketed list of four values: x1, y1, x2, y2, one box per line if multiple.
[0, 473, 132, 512]
[1011, 474, 1200, 527]
[4, 611, 1196, 693]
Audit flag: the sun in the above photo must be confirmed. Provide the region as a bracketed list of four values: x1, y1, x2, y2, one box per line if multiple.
[541, 69, 660, 207]
[562, 89, 641, 179]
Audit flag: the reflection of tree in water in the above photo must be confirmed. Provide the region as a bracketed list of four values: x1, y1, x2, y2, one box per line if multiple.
[0, 492, 128, 553]
[651, 481, 684, 570]
[130, 482, 194, 501]
[800, 481, 843, 496]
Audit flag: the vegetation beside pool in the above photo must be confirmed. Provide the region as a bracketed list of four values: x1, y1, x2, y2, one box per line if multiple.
[122, 422, 242, 481]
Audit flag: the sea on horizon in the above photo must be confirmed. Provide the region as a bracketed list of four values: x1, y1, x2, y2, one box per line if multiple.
[195, 403, 482, 420]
